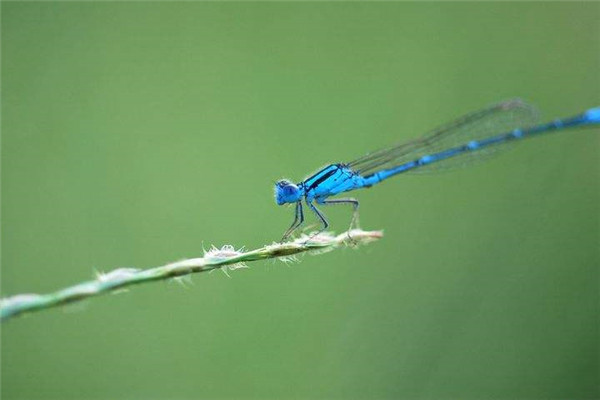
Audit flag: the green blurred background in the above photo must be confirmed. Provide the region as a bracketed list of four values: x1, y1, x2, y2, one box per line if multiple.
[2, 2, 598, 399]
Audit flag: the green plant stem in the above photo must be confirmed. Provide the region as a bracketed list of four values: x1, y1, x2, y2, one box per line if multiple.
[0, 229, 383, 322]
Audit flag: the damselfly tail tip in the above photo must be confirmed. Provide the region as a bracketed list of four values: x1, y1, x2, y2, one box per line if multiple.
[584, 107, 600, 124]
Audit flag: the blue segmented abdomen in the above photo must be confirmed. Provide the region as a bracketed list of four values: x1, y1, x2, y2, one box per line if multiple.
[353, 101, 600, 185]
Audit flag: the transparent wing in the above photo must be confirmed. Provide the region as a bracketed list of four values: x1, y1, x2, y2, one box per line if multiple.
[348, 99, 540, 175]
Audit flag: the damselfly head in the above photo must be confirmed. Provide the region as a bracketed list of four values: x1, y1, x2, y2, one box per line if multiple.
[274, 180, 300, 205]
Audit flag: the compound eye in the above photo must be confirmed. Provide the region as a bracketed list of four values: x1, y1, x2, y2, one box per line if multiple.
[284, 185, 296, 195]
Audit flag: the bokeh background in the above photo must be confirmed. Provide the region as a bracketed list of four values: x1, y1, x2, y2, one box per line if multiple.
[2, 2, 598, 399]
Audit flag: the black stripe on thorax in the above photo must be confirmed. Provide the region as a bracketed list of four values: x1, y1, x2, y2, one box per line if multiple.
[304, 164, 341, 191]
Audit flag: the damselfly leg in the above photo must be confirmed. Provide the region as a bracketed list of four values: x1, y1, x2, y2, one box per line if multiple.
[320, 198, 360, 242]
[281, 201, 304, 242]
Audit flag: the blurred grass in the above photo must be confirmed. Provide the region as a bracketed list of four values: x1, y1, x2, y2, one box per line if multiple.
[2, 2, 599, 399]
